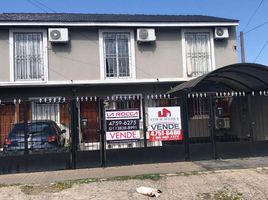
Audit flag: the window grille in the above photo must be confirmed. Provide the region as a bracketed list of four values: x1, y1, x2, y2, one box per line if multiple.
[185, 32, 212, 77]
[103, 32, 131, 78]
[13, 32, 44, 81]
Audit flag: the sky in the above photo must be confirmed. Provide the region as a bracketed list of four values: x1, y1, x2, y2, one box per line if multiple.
[0, 0, 267, 65]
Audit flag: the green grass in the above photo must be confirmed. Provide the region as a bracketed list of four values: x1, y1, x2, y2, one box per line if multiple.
[50, 181, 74, 192]
[20, 185, 38, 195]
[0, 183, 20, 188]
[197, 188, 243, 200]
[0, 184, 8, 188]
[130, 173, 161, 181]
[17, 171, 245, 198]
[19, 173, 162, 195]
[176, 170, 205, 176]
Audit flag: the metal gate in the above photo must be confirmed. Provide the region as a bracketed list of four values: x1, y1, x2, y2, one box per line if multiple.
[186, 91, 268, 160]
[102, 94, 185, 166]
[0, 98, 71, 174]
[1, 91, 268, 174]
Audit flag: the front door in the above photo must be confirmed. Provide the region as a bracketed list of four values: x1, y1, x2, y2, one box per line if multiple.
[80, 101, 99, 142]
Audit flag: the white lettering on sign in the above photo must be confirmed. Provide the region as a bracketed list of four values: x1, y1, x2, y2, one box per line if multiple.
[106, 131, 140, 141]
[105, 109, 141, 142]
[151, 123, 181, 130]
[147, 106, 182, 142]
[106, 110, 139, 120]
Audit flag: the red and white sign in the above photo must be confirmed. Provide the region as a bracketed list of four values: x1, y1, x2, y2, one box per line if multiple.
[106, 110, 139, 120]
[147, 107, 182, 142]
[105, 109, 140, 143]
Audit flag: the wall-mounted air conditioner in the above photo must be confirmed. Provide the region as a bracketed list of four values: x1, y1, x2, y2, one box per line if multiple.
[48, 28, 69, 42]
[215, 117, 230, 130]
[137, 28, 156, 42]
[214, 27, 229, 39]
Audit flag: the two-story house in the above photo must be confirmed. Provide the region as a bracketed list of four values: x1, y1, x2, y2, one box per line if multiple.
[0, 13, 239, 148]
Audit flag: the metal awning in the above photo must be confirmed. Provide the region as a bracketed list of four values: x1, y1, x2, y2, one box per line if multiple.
[168, 63, 268, 94]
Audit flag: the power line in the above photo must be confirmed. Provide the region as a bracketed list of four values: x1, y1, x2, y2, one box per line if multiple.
[17, 0, 170, 80]
[26, 0, 48, 13]
[254, 38, 268, 62]
[32, 0, 57, 13]
[244, 20, 268, 35]
[237, 19, 268, 39]
[23, 0, 159, 79]
[243, 0, 264, 32]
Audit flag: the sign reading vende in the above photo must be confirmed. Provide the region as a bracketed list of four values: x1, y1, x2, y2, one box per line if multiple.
[106, 110, 140, 143]
[148, 107, 182, 142]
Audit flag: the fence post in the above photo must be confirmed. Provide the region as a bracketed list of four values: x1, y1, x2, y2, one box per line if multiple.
[23, 101, 29, 156]
[70, 98, 78, 169]
[99, 98, 106, 167]
[142, 96, 147, 148]
[247, 95, 254, 141]
[181, 92, 190, 161]
[208, 95, 217, 159]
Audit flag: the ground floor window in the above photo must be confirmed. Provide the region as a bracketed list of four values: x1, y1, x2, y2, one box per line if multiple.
[32, 102, 60, 124]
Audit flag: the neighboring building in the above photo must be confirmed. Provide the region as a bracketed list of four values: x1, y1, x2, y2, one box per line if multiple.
[0, 13, 239, 148]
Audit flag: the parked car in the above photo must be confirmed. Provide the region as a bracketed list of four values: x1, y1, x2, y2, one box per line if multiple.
[3, 120, 66, 151]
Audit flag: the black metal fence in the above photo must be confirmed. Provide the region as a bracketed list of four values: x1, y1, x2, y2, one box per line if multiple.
[188, 91, 268, 160]
[0, 91, 268, 174]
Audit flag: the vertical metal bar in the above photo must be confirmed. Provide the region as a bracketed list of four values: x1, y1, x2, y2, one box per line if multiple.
[99, 99, 106, 167]
[208, 95, 217, 159]
[142, 96, 147, 148]
[70, 98, 78, 169]
[23, 101, 29, 155]
[181, 92, 190, 161]
[247, 95, 254, 141]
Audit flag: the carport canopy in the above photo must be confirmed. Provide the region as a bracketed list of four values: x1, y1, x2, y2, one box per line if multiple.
[168, 63, 268, 94]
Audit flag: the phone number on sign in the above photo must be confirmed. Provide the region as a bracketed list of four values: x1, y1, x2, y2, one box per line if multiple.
[106, 119, 139, 131]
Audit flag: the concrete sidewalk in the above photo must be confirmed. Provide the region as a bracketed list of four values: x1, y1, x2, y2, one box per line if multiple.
[0, 156, 268, 185]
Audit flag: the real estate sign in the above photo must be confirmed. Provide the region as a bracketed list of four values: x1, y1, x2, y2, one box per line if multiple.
[148, 106, 182, 142]
[105, 110, 140, 143]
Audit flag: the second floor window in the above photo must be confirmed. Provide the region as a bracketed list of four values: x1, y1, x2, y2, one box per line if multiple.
[183, 31, 214, 77]
[13, 32, 45, 81]
[100, 30, 135, 79]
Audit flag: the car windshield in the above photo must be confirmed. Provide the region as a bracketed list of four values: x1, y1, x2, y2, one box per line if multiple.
[9, 122, 51, 138]
[28, 123, 50, 134]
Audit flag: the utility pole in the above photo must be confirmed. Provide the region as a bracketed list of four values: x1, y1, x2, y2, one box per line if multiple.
[240, 31, 246, 63]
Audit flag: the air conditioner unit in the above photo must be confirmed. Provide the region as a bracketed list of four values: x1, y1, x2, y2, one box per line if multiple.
[137, 28, 156, 42]
[48, 28, 69, 42]
[214, 27, 229, 39]
[215, 117, 230, 130]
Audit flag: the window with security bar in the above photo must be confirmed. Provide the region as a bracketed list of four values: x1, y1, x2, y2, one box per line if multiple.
[103, 32, 132, 78]
[184, 32, 213, 77]
[13, 32, 44, 81]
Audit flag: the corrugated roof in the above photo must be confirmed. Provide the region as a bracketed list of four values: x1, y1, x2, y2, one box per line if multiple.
[168, 63, 268, 94]
[0, 13, 239, 23]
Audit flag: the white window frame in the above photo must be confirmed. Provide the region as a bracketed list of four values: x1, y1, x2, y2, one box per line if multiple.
[9, 29, 48, 83]
[181, 29, 215, 78]
[99, 29, 136, 80]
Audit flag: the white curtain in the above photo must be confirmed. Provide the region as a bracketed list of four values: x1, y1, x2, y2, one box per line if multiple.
[32, 103, 59, 124]
[185, 32, 212, 77]
[104, 32, 130, 78]
[14, 33, 44, 81]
